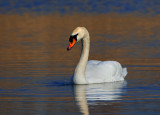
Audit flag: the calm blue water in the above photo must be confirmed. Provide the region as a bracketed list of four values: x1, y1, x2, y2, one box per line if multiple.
[0, 0, 159, 15]
[0, 68, 160, 114]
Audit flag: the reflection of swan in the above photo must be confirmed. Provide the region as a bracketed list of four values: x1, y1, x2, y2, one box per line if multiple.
[85, 81, 127, 102]
[67, 27, 127, 84]
[74, 81, 127, 114]
[74, 85, 89, 115]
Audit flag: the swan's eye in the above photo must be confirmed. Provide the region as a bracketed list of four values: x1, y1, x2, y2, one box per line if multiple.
[69, 34, 78, 42]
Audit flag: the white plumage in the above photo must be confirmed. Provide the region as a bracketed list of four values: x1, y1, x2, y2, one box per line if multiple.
[67, 27, 127, 84]
[86, 60, 127, 83]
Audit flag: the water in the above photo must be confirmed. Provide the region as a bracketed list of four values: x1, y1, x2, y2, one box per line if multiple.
[0, 14, 160, 114]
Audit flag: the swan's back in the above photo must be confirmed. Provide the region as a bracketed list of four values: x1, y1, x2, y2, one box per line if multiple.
[86, 60, 127, 84]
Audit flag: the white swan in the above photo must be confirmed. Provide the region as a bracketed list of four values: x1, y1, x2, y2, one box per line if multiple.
[67, 27, 127, 84]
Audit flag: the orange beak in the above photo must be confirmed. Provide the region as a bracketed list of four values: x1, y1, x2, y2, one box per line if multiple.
[67, 39, 76, 51]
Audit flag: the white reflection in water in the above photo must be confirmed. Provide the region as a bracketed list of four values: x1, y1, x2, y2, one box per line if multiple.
[74, 81, 127, 115]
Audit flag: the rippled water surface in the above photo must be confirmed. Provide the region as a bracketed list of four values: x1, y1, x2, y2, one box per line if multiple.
[0, 14, 160, 114]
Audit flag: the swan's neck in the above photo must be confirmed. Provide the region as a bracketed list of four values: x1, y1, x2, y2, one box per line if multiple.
[73, 33, 90, 84]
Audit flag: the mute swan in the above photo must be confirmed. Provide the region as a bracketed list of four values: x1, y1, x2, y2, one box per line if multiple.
[67, 27, 127, 84]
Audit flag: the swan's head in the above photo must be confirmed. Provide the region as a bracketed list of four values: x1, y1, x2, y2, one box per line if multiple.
[67, 27, 86, 51]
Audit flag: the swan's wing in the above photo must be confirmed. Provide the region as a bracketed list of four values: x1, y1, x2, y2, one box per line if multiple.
[86, 61, 125, 83]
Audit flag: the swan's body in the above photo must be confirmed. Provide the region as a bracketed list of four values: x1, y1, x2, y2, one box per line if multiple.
[86, 60, 127, 84]
[67, 27, 127, 84]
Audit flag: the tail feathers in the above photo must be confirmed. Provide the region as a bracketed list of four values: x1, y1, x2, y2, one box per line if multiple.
[122, 68, 128, 78]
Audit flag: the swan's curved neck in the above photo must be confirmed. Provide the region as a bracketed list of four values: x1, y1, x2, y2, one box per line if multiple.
[73, 31, 90, 84]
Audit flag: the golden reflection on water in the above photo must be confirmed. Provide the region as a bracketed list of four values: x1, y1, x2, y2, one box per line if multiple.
[0, 13, 159, 67]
